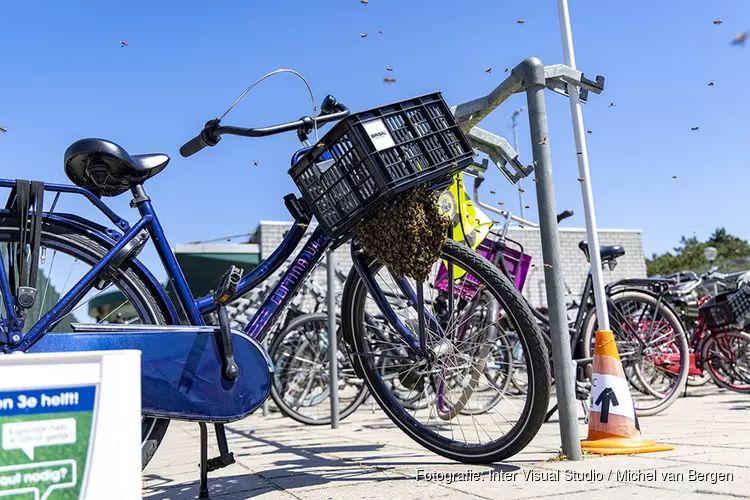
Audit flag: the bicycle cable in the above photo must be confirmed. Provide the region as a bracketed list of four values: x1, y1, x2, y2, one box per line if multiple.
[218, 69, 320, 143]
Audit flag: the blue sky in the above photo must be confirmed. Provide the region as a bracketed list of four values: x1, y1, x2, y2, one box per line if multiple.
[1, 0, 749, 277]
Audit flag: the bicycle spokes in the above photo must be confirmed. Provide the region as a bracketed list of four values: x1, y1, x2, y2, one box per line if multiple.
[356, 254, 532, 448]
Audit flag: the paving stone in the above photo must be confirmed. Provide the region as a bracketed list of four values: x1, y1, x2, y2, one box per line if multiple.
[144, 386, 749, 498]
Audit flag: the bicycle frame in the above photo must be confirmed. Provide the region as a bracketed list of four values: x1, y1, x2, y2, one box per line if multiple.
[530, 271, 592, 358]
[3, 179, 434, 361]
[482, 235, 590, 356]
[0, 179, 335, 352]
[484, 227, 682, 362]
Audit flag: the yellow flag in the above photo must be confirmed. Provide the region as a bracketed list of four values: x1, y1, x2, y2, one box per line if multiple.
[438, 173, 493, 250]
[437, 173, 493, 279]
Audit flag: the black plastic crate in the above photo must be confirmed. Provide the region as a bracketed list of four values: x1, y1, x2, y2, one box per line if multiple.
[289, 93, 475, 238]
[728, 284, 750, 327]
[699, 291, 739, 329]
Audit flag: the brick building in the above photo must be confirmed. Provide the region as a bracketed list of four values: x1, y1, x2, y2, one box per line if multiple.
[252, 221, 647, 309]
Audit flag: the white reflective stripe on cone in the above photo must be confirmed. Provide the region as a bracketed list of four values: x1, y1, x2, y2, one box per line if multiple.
[590, 373, 635, 420]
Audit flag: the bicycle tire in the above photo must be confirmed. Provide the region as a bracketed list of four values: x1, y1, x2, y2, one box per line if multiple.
[341, 239, 550, 464]
[269, 313, 369, 425]
[0, 215, 171, 469]
[701, 330, 750, 393]
[687, 372, 712, 387]
[581, 289, 688, 416]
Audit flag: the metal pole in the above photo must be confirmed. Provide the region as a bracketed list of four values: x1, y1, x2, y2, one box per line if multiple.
[521, 57, 583, 461]
[261, 334, 269, 416]
[511, 108, 526, 220]
[327, 252, 339, 429]
[557, 0, 610, 331]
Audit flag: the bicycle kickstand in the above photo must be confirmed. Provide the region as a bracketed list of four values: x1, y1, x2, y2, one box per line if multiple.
[581, 400, 590, 425]
[198, 423, 236, 499]
[544, 404, 558, 423]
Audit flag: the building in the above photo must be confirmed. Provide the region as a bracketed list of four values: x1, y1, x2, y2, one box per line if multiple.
[253, 221, 647, 309]
[503, 227, 647, 307]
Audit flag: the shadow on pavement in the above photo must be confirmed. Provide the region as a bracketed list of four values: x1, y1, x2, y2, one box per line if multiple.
[144, 423, 523, 498]
[143, 472, 272, 499]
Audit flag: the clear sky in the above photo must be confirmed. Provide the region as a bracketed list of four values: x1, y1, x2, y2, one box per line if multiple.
[1, 0, 749, 277]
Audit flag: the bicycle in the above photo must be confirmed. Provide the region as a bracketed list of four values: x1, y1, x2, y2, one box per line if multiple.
[266, 266, 370, 425]
[0, 76, 550, 496]
[470, 171, 689, 417]
[664, 269, 729, 387]
[667, 268, 750, 393]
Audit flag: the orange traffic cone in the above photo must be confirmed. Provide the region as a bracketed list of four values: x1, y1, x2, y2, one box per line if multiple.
[581, 330, 674, 455]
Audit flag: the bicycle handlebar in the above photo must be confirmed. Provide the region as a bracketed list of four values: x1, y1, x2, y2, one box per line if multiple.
[557, 210, 574, 223]
[180, 95, 350, 158]
[472, 185, 538, 228]
[666, 267, 739, 297]
[471, 172, 574, 229]
[474, 177, 574, 232]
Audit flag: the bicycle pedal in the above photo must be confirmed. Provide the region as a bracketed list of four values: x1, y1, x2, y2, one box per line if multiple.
[575, 380, 591, 400]
[206, 452, 235, 472]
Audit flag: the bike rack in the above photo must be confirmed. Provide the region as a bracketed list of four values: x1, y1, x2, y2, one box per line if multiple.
[451, 57, 605, 461]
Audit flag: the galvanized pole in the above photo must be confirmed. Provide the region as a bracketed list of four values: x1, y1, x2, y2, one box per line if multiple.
[327, 252, 339, 429]
[520, 57, 583, 461]
[511, 108, 527, 220]
[262, 334, 269, 416]
[557, 0, 610, 330]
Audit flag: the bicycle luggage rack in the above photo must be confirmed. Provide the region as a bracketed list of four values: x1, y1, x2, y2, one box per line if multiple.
[0, 179, 131, 234]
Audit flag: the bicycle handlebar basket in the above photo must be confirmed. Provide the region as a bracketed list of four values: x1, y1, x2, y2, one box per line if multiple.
[699, 284, 750, 329]
[289, 93, 475, 239]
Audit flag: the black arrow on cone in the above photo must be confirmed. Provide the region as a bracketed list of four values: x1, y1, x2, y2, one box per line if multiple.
[595, 387, 619, 423]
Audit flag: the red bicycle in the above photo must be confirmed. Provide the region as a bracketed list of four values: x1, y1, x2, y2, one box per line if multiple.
[667, 271, 750, 393]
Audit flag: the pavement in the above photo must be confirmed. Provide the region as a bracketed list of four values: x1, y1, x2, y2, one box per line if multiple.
[143, 386, 750, 499]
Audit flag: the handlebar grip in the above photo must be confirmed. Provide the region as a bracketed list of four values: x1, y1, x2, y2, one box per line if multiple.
[180, 134, 209, 158]
[557, 210, 574, 223]
[180, 119, 221, 158]
[473, 173, 485, 189]
[321, 95, 338, 114]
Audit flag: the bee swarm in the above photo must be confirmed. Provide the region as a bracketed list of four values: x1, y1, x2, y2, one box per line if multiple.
[353, 186, 449, 282]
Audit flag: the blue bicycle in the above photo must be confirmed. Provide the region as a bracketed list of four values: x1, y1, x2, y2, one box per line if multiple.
[0, 78, 550, 491]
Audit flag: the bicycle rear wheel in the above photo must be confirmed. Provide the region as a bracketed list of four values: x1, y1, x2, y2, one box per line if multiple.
[582, 289, 688, 416]
[341, 239, 550, 464]
[0, 216, 172, 469]
[269, 313, 369, 425]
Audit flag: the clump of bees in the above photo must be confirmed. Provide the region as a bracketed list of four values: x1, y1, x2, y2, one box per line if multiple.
[354, 186, 450, 282]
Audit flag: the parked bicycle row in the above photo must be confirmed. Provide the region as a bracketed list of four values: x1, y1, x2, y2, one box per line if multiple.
[245, 170, 750, 432]
[0, 72, 748, 495]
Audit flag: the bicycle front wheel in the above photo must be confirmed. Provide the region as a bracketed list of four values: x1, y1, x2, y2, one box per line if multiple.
[582, 289, 688, 416]
[341, 239, 550, 464]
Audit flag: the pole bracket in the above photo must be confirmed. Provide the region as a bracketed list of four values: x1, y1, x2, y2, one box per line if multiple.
[466, 127, 534, 184]
[544, 64, 605, 103]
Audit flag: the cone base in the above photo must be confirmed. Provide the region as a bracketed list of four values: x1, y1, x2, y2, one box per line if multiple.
[581, 437, 674, 456]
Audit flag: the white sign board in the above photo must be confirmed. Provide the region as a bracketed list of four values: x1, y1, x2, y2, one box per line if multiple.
[0, 350, 141, 499]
